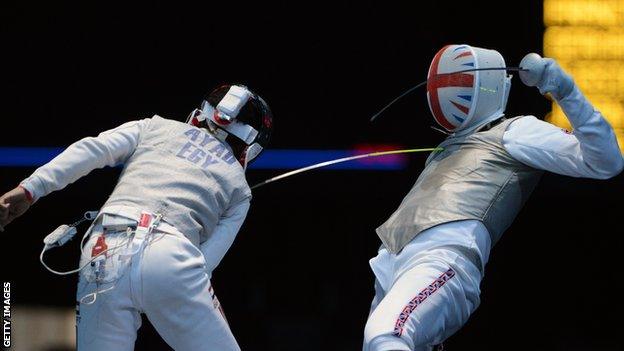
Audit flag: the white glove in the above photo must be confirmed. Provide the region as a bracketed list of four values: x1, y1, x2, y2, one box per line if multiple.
[519, 53, 575, 101]
[537, 58, 575, 100]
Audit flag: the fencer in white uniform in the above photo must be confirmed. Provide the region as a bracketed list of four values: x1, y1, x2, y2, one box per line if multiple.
[363, 45, 624, 351]
[0, 85, 273, 351]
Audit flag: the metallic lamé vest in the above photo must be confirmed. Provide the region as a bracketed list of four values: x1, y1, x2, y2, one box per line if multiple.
[376, 116, 543, 254]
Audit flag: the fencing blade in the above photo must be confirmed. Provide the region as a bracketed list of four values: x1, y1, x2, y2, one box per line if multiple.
[251, 148, 442, 190]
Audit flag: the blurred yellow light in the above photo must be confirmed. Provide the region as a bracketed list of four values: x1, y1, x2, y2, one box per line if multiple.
[557, 60, 624, 96]
[544, 0, 624, 152]
[544, 27, 624, 60]
[544, 0, 624, 27]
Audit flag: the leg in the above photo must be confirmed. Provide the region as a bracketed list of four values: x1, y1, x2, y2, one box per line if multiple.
[139, 233, 241, 351]
[366, 247, 394, 317]
[363, 249, 481, 351]
[368, 279, 385, 316]
[76, 229, 142, 351]
[364, 278, 401, 351]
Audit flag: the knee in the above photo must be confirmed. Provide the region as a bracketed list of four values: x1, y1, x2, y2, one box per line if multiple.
[365, 335, 411, 351]
[364, 323, 411, 351]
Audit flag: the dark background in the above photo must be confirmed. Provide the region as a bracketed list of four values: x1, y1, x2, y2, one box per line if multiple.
[1, 1, 623, 350]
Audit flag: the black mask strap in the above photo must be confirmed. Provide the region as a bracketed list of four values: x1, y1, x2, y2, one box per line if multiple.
[369, 67, 528, 122]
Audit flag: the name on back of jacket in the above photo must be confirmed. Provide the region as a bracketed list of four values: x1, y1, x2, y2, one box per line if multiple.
[176, 128, 237, 167]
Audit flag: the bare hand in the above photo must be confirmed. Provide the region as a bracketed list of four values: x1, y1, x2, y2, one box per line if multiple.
[0, 187, 32, 231]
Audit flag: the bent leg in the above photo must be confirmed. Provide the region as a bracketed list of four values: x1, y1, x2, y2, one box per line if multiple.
[363, 250, 481, 351]
[76, 229, 142, 351]
[140, 233, 240, 351]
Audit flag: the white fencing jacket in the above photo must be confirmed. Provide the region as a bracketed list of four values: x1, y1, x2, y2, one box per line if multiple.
[21, 116, 251, 274]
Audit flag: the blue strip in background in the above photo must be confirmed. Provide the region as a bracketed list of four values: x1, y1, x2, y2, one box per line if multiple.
[0, 147, 66, 167]
[0, 147, 407, 170]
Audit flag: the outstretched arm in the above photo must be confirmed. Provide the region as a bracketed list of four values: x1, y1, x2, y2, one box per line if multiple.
[200, 197, 251, 278]
[503, 59, 623, 179]
[0, 118, 149, 230]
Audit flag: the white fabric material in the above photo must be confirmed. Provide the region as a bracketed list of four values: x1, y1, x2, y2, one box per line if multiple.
[365, 78, 622, 349]
[20, 117, 251, 281]
[98, 203, 250, 279]
[503, 93, 623, 179]
[20, 117, 252, 349]
[536, 58, 574, 100]
[97, 205, 182, 236]
[19, 118, 250, 262]
[101, 116, 250, 246]
[77, 222, 239, 351]
[200, 200, 250, 276]
[20, 120, 147, 202]
[364, 221, 485, 351]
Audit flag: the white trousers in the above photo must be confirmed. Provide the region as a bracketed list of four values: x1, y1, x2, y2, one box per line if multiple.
[363, 223, 487, 351]
[76, 221, 239, 351]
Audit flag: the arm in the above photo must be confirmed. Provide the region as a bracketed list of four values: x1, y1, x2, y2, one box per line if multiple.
[20, 119, 148, 201]
[0, 119, 148, 230]
[503, 60, 623, 179]
[200, 197, 251, 277]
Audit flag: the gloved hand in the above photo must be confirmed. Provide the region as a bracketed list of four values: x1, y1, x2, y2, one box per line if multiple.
[519, 53, 575, 100]
[0, 186, 33, 231]
[537, 58, 575, 100]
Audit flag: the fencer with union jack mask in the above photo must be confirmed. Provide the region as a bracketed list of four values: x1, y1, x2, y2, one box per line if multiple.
[0, 84, 273, 351]
[363, 44, 624, 351]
